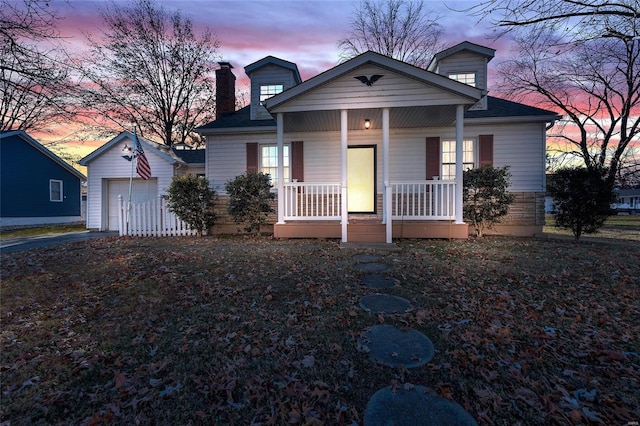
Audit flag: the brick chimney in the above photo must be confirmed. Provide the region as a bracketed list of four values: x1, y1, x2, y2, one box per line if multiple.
[215, 62, 236, 118]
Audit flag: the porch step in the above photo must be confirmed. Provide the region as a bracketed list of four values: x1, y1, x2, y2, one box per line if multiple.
[348, 223, 386, 243]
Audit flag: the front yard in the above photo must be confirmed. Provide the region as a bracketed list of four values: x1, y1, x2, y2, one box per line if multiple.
[1, 234, 638, 425]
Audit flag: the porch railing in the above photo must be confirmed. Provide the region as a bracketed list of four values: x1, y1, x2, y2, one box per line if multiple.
[391, 180, 456, 220]
[281, 180, 455, 221]
[282, 182, 342, 220]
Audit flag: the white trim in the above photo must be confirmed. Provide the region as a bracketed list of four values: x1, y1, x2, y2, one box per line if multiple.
[383, 108, 392, 244]
[198, 126, 277, 135]
[277, 113, 285, 224]
[341, 109, 348, 243]
[50, 179, 63, 202]
[455, 105, 464, 224]
[265, 51, 484, 112]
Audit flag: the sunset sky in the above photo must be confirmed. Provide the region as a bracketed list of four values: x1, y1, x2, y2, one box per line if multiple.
[39, 0, 510, 161]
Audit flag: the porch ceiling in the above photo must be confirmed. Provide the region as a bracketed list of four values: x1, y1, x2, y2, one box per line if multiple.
[282, 105, 459, 133]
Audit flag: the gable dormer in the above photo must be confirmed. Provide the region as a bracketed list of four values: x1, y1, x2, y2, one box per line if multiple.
[244, 56, 302, 121]
[427, 41, 495, 110]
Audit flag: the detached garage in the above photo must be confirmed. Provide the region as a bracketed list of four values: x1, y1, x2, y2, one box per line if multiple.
[79, 131, 204, 231]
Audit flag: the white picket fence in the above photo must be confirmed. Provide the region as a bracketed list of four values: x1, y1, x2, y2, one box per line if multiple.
[118, 195, 196, 237]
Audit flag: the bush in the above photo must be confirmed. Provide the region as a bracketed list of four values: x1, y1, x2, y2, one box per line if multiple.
[166, 175, 217, 236]
[225, 172, 275, 234]
[463, 166, 515, 237]
[547, 166, 615, 240]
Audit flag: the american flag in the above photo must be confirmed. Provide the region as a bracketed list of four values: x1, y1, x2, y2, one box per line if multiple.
[133, 129, 151, 180]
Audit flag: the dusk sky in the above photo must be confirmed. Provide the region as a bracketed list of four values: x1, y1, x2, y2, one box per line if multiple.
[39, 0, 511, 159]
[52, 0, 506, 91]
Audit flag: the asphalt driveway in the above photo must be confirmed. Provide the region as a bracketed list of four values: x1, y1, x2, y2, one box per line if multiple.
[0, 231, 118, 254]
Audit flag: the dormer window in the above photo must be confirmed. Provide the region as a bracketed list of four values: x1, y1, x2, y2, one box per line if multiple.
[260, 84, 284, 103]
[448, 72, 476, 87]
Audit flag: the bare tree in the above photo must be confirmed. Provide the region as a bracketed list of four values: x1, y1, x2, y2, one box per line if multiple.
[469, 0, 640, 186]
[79, 0, 219, 146]
[0, 0, 75, 132]
[338, 0, 445, 68]
[469, 0, 639, 41]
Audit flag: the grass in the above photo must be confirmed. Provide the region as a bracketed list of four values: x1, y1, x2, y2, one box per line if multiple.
[543, 213, 640, 241]
[1, 232, 639, 425]
[0, 223, 86, 240]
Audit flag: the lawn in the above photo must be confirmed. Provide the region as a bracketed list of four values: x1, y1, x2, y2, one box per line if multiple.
[0, 223, 87, 240]
[1, 234, 638, 425]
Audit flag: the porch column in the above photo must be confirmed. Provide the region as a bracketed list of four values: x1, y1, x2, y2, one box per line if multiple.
[455, 104, 464, 224]
[277, 112, 285, 224]
[341, 109, 348, 242]
[382, 107, 392, 243]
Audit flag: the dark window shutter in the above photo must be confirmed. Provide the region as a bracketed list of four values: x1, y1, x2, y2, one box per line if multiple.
[246, 142, 258, 173]
[479, 134, 493, 167]
[425, 137, 440, 180]
[291, 141, 304, 182]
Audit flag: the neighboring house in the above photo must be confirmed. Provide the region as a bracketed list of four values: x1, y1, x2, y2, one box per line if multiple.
[0, 130, 86, 227]
[613, 188, 640, 215]
[197, 41, 561, 243]
[79, 131, 205, 231]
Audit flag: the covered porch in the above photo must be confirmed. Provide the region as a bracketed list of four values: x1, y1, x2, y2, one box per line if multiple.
[262, 51, 484, 243]
[271, 105, 471, 243]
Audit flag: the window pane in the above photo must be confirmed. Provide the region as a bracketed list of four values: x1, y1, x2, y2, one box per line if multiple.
[50, 180, 62, 202]
[449, 73, 476, 87]
[260, 84, 284, 103]
[260, 144, 290, 185]
[441, 139, 475, 179]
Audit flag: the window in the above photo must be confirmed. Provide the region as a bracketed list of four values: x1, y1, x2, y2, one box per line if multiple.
[261, 144, 289, 184]
[260, 84, 284, 103]
[50, 179, 63, 202]
[441, 139, 475, 180]
[448, 72, 476, 87]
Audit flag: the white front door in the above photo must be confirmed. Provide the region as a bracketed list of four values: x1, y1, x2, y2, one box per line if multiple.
[347, 146, 376, 213]
[105, 179, 157, 231]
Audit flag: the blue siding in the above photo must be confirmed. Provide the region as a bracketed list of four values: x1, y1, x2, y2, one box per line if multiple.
[1, 134, 82, 218]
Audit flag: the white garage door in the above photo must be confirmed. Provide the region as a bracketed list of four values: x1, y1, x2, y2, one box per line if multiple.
[106, 179, 158, 231]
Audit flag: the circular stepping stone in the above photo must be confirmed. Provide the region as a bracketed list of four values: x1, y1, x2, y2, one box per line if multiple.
[362, 274, 396, 289]
[355, 263, 390, 273]
[364, 385, 478, 426]
[354, 254, 383, 263]
[359, 325, 434, 368]
[359, 294, 413, 314]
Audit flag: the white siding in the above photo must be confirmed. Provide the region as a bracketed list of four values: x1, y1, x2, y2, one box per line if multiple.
[207, 132, 277, 193]
[249, 64, 299, 120]
[277, 65, 472, 113]
[84, 136, 175, 230]
[436, 52, 488, 91]
[205, 122, 546, 198]
[436, 51, 490, 110]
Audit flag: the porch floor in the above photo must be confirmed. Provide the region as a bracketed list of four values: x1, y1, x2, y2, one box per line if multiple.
[274, 220, 469, 240]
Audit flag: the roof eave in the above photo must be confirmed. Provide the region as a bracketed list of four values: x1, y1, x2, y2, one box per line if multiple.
[79, 131, 181, 165]
[465, 114, 562, 124]
[265, 51, 483, 111]
[7, 130, 86, 180]
[199, 126, 277, 135]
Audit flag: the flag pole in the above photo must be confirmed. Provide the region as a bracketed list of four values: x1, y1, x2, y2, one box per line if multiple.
[126, 127, 136, 235]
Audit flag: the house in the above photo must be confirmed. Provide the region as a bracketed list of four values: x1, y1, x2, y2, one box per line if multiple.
[197, 41, 561, 243]
[613, 188, 640, 215]
[0, 130, 86, 228]
[79, 131, 205, 231]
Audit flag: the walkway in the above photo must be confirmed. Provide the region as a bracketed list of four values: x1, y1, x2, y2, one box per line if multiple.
[352, 252, 478, 425]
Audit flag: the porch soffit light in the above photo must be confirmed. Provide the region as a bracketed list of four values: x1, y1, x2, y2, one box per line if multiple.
[364, 119, 371, 129]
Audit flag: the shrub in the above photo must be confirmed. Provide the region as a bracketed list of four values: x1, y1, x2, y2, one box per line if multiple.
[225, 172, 275, 234]
[547, 166, 615, 240]
[166, 175, 217, 236]
[463, 166, 515, 237]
